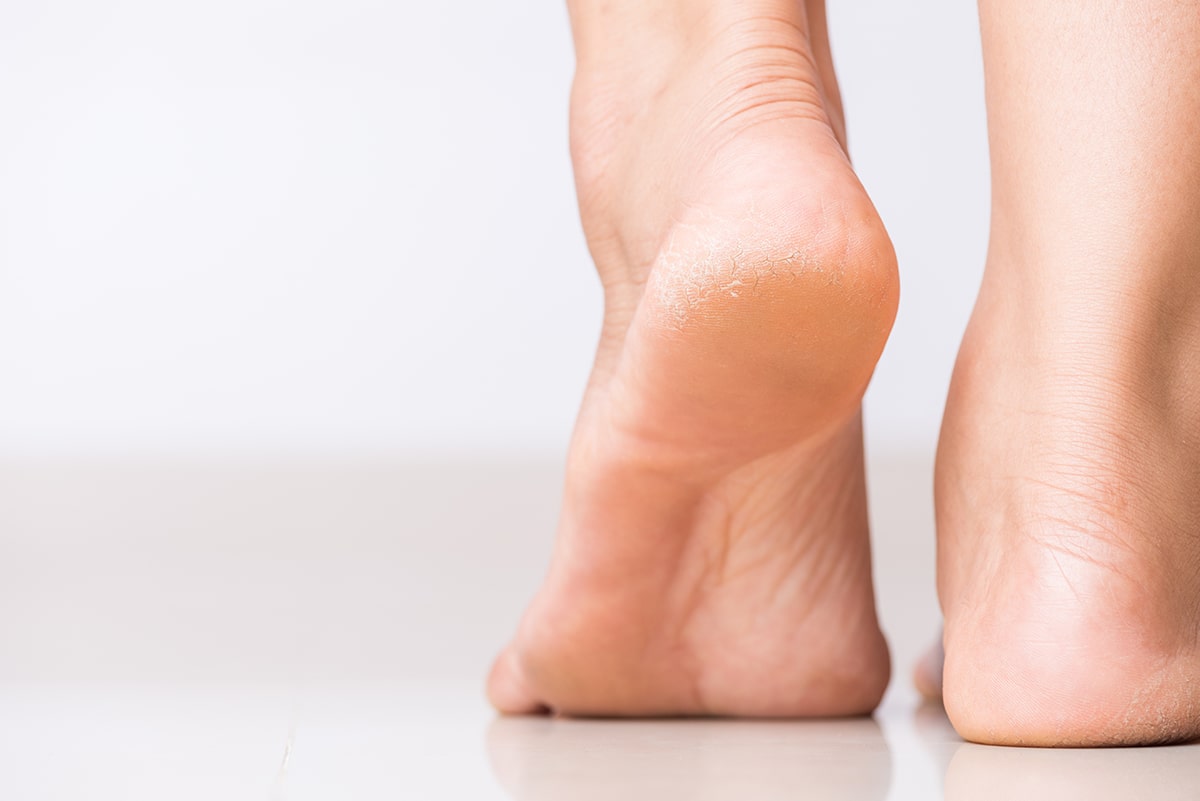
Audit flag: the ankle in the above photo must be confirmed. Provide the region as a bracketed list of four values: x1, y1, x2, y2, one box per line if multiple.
[568, 0, 828, 118]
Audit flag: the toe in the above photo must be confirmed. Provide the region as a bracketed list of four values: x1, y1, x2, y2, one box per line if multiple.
[913, 635, 944, 703]
[487, 647, 549, 715]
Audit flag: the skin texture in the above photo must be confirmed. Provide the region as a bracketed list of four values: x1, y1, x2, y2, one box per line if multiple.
[928, 0, 1200, 746]
[493, 0, 1200, 745]
[487, 0, 899, 717]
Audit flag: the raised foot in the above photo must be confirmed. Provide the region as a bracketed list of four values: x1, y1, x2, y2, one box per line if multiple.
[489, 0, 898, 718]
[489, 195, 898, 716]
[490, 418, 895, 718]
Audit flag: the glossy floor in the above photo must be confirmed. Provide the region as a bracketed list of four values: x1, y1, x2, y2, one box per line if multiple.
[0, 457, 1196, 799]
[4, 682, 1199, 800]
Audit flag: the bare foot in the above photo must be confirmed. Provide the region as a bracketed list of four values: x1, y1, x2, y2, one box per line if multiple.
[487, 0, 898, 717]
[931, 0, 1200, 747]
[935, 270, 1200, 746]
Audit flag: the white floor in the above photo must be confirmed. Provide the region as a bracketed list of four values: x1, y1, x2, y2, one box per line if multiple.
[0, 455, 1197, 799]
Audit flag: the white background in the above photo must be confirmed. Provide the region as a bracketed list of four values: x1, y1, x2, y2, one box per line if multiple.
[0, 0, 989, 459]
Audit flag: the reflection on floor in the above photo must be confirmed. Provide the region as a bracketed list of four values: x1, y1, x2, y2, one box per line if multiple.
[2, 682, 1197, 800]
[489, 702, 1200, 801]
[0, 459, 1196, 799]
[488, 715, 894, 799]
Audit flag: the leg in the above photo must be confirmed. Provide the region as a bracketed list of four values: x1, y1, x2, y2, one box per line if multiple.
[487, 0, 899, 716]
[935, 0, 1200, 745]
